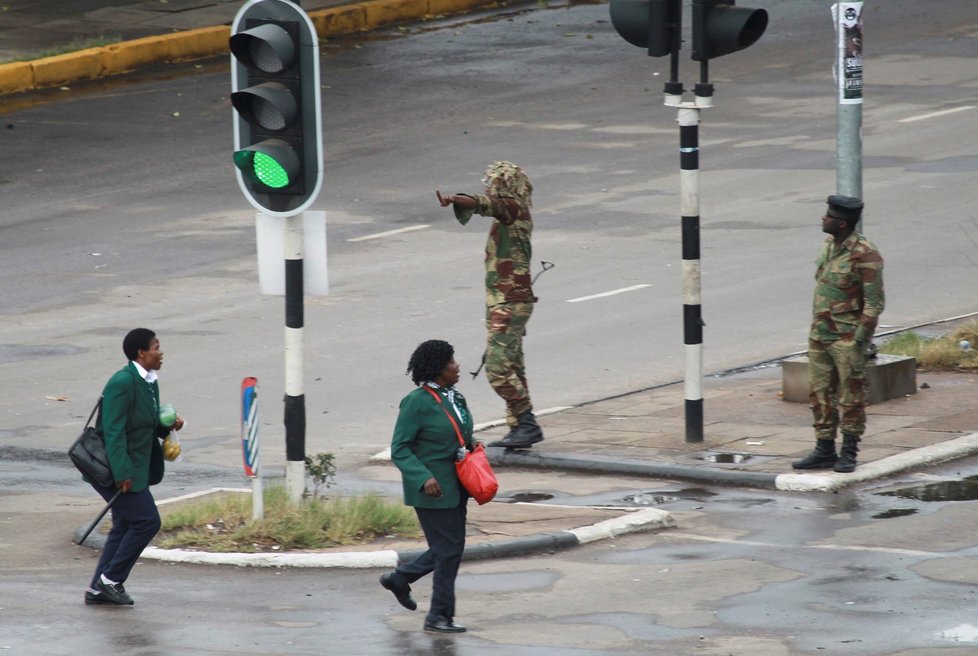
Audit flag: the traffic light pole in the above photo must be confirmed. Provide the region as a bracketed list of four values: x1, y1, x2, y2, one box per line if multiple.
[674, 83, 711, 444]
[610, 0, 767, 444]
[284, 214, 306, 503]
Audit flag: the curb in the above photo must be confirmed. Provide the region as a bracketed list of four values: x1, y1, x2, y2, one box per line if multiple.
[75, 496, 674, 569]
[774, 431, 978, 492]
[0, 0, 504, 96]
[488, 432, 978, 492]
[490, 449, 781, 489]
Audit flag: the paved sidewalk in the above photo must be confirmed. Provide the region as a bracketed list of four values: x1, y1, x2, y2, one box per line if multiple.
[490, 365, 978, 492]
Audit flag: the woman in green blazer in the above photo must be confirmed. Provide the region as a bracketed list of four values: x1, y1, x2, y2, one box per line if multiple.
[380, 340, 475, 633]
[84, 328, 184, 606]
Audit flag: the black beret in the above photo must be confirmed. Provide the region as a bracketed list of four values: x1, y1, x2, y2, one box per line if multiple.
[826, 195, 863, 220]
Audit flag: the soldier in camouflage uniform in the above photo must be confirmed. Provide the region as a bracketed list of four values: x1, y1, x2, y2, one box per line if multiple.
[436, 161, 543, 449]
[793, 195, 884, 473]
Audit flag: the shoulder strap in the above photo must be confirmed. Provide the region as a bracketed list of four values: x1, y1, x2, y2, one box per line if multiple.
[422, 386, 466, 447]
[85, 396, 103, 430]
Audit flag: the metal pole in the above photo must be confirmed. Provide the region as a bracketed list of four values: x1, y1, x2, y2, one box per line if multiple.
[284, 214, 306, 503]
[678, 103, 704, 443]
[834, 2, 864, 222]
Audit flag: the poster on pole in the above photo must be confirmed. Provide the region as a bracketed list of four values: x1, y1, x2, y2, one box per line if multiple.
[833, 2, 863, 104]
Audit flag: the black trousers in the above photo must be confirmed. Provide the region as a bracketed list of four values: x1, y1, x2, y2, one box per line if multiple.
[393, 496, 468, 621]
[89, 483, 161, 588]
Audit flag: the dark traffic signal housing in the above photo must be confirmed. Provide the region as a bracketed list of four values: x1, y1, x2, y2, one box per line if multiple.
[231, 0, 322, 217]
[609, 0, 681, 58]
[691, 0, 768, 61]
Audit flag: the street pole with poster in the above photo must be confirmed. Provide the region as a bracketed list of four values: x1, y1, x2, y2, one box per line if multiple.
[833, 2, 864, 220]
[241, 377, 263, 520]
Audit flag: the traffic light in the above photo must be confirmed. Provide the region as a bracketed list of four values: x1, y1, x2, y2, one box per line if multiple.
[691, 0, 767, 61]
[230, 0, 323, 217]
[609, 0, 681, 58]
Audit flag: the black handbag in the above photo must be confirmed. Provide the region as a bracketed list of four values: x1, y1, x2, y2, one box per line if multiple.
[68, 397, 115, 488]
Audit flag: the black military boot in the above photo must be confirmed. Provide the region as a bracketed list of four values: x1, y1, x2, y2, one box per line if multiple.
[833, 434, 860, 473]
[489, 411, 544, 449]
[488, 426, 517, 447]
[791, 439, 837, 470]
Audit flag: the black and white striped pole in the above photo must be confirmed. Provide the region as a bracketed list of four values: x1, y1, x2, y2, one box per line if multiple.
[610, 0, 766, 444]
[284, 215, 306, 503]
[678, 91, 707, 443]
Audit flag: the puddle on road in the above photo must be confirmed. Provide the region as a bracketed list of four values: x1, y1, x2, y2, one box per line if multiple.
[937, 623, 978, 643]
[501, 488, 705, 507]
[877, 475, 978, 502]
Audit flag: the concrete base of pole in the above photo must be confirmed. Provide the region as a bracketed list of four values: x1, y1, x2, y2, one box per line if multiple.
[285, 460, 305, 504]
[251, 476, 264, 520]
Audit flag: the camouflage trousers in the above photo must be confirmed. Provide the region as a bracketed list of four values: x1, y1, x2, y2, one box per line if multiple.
[808, 337, 867, 440]
[485, 302, 534, 426]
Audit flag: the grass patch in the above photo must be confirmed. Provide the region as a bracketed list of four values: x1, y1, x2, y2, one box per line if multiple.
[157, 487, 420, 552]
[878, 320, 978, 371]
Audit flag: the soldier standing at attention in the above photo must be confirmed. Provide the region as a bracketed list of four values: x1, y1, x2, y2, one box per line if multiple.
[436, 161, 543, 449]
[793, 195, 884, 473]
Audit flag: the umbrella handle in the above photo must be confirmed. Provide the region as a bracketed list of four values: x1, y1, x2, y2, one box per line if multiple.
[76, 489, 122, 546]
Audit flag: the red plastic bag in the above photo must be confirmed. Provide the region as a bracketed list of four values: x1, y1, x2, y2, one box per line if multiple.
[456, 444, 498, 505]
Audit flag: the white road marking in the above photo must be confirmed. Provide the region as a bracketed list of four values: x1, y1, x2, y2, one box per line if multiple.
[898, 106, 975, 123]
[566, 284, 651, 303]
[347, 224, 430, 242]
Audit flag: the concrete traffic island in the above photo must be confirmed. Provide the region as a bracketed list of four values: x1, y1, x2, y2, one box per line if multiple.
[781, 353, 917, 405]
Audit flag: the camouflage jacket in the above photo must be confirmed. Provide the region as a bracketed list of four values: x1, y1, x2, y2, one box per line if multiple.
[810, 231, 885, 343]
[454, 193, 535, 307]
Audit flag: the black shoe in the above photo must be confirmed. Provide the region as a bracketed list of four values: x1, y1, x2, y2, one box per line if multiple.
[791, 440, 837, 470]
[490, 411, 544, 449]
[833, 434, 860, 473]
[84, 591, 115, 606]
[95, 579, 134, 605]
[380, 573, 417, 611]
[487, 426, 517, 448]
[424, 616, 467, 633]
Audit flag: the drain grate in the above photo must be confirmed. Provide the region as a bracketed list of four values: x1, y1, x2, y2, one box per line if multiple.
[700, 452, 751, 464]
[621, 493, 681, 506]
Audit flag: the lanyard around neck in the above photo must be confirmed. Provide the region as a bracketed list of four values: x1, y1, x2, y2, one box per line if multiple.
[422, 385, 466, 447]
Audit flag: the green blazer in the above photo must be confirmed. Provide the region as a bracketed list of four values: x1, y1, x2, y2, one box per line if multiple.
[391, 385, 474, 509]
[96, 362, 166, 492]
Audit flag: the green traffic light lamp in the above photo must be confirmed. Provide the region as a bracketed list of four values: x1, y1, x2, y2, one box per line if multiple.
[234, 139, 300, 190]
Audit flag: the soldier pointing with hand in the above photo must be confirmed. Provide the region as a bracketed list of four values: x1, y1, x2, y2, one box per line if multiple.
[437, 161, 543, 450]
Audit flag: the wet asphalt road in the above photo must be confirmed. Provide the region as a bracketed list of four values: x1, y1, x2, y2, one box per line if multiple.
[4, 455, 978, 654]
